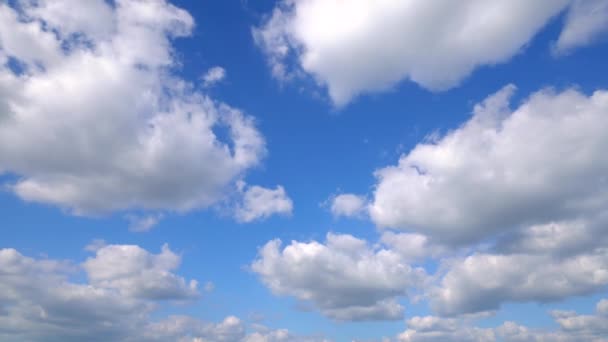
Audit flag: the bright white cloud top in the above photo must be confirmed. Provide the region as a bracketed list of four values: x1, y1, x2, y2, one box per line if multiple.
[370, 85, 608, 244]
[235, 182, 294, 222]
[251, 233, 427, 321]
[0, 0, 265, 215]
[254, 0, 606, 105]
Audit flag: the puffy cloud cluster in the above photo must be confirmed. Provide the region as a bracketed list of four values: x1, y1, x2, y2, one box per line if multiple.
[398, 298, 608, 341]
[431, 247, 608, 316]
[0, 244, 328, 342]
[83, 243, 199, 300]
[353, 84, 608, 317]
[370, 85, 608, 244]
[254, 0, 607, 105]
[234, 182, 294, 223]
[257, 84, 608, 321]
[0, 0, 265, 215]
[251, 233, 427, 321]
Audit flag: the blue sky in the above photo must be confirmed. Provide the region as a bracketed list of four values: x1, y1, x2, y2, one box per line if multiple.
[1, 0, 608, 341]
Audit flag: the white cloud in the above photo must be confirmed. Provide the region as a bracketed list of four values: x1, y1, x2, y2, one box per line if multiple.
[369, 85, 608, 245]
[554, 0, 608, 54]
[243, 325, 330, 342]
[398, 316, 495, 342]
[398, 298, 608, 342]
[0, 244, 328, 342]
[127, 213, 164, 232]
[202, 66, 226, 87]
[431, 246, 608, 316]
[251, 0, 608, 105]
[380, 232, 447, 263]
[329, 193, 367, 218]
[0, 0, 266, 215]
[83, 243, 199, 300]
[251, 233, 427, 321]
[235, 182, 293, 223]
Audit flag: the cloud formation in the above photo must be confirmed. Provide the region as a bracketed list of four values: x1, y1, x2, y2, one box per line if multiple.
[370, 85, 608, 245]
[329, 194, 367, 219]
[254, 0, 605, 105]
[554, 0, 608, 54]
[398, 298, 608, 341]
[251, 233, 427, 321]
[0, 244, 328, 342]
[202, 66, 227, 87]
[235, 182, 294, 222]
[0, 0, 265, 215]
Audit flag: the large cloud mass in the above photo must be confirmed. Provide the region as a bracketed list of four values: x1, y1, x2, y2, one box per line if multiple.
[0, 0, 265, 215]
[0, 243, 328, 342]
[370, 85, 608, 244]
[251, 233, 427, 321]
[254, 0, 606, 105]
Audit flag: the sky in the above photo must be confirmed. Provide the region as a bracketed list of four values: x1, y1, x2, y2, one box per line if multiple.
[1, 0, 608, 341]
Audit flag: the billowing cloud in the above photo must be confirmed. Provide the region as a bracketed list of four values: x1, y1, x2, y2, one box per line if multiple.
[235, 182, 293, 222]
[329, 194, 367, 218]
[251, 233, 427, 321]
[83, 243, 199, 301]
[253, 0, 605, 105]
[431, 247, 608, 316]
[398, 298, 608, 342]
[554, 0, 608, 54]
[0, 244, 328, 342]
[0, 0, 265, 215]
[369, 85, 608, 245]
[380, 232, 447, 263]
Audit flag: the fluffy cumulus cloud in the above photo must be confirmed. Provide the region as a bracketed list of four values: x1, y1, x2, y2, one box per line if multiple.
[362, 84, 608, 315]
[202, 66, 227, 87]
[329, 193, 367, 218]
[83, 243, 199, 300]
[234, 182, 294, 222]
[380, 232, 447, 263]
[431, 247, 608, 316]
[554, 0, 608, 54]
[251, 233, 427, 321]
[0, 0, 265, 215]
[398, 298, 608, 342]
[253, 0, 608, 105]
[0, 244, 327, 342]
[370, 85, 608, 244]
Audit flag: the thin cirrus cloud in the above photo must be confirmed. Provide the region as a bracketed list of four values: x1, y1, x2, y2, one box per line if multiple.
[0, 243, 329, 342]
[0, 0, 266, 216]
[253, 0, 607, 106]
